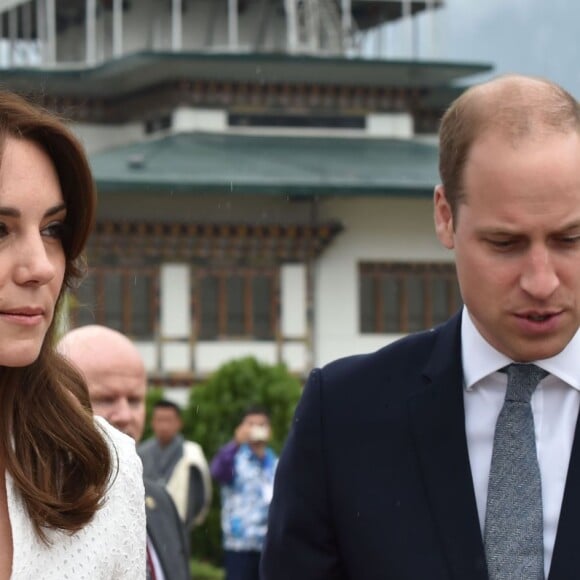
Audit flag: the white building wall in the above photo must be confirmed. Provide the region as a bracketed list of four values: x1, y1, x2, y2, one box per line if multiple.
[196, 342, 278, 375]
[95, 193, 314, 224]
[86, 195, 452, 380]
[134, 341, 157, 374]
[367, 113, 414, 138]
[280, 263, 306, 338]
[281, 342, 308, 374]
[172, 108, 227, 133]
[160, 263, 191, 339]
[159, 264, 192, 373]
[314, 197, 454, 367]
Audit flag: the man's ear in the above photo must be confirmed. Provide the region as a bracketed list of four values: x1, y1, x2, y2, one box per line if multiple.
[434, 185, 455, 249]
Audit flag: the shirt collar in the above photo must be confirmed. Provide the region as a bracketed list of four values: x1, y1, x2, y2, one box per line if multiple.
[461, 306, 580, 391]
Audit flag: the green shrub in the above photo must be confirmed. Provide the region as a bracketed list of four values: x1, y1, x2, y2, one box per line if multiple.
[142, 386, 164, 441]
[183, 356, 302, 566]
[190, 558, 224, 580]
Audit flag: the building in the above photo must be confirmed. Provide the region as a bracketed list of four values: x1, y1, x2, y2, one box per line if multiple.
[0, 0, 491, 400]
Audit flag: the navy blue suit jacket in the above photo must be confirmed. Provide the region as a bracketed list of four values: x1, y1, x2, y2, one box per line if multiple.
[261, 312, 580, 579]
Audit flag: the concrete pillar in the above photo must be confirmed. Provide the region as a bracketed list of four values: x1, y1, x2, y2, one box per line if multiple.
[402, 0, 412, 58]
[86, 0, 97, 64]
[284, 0, 298, 53]
[171, 0, 182, 51]
[228, 0, 238, 50]
[46, 0, 56, 64]
[8, 7, 17, 66]
[113, 0, 122, 57]
[341, 0, 351, 52]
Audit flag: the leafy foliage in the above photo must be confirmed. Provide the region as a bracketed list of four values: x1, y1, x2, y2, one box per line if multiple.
[190, 558, 224, 580]
[142, 386, 164, 441]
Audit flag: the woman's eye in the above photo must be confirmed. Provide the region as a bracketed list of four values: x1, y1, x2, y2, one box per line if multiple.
[0, 223, 8, 238]
[42, 221, 65, 239]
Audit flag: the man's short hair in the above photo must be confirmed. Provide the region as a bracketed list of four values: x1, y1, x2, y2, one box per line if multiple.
[241, 404, 270, 422]
[439, 74, 580, 222]
[153, 399, 182, 417]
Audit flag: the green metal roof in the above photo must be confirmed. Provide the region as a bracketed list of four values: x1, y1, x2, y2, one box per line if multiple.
[90, 132, 440, 197]
[1, 51, 492, 99]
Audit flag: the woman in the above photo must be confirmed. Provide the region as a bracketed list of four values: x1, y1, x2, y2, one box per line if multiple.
[0, 92, 145, 578]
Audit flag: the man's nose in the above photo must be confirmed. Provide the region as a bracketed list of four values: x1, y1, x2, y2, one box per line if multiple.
[110, 399, 133, 428]
[520, 246, 559, 300]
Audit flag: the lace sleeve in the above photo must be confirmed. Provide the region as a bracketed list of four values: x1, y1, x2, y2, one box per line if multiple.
[97, 417, 147, 579]
[8, 417, 146, 579]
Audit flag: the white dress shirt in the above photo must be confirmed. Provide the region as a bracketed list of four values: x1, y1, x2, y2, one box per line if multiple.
[147, 535, 166, 580]
[462, 308, 580, 578]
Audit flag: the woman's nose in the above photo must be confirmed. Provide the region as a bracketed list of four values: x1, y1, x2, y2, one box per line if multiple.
[13, 234, 58, 286]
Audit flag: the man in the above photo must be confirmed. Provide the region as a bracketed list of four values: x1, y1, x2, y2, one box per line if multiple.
[210, 406, 278, 580]
[139, 399, 212, 532]
[261, 74, 580, 580]
[58, 325, 191, 580]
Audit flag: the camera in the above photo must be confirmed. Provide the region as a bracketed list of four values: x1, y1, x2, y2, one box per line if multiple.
[248, 425, 269, 442]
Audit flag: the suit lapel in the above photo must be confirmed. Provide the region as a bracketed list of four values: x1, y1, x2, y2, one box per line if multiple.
[408, 313, 488, 580]
[547, 406, 580, 579]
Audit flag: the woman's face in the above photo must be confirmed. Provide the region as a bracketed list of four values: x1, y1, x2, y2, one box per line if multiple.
[0, 137, 66, 367]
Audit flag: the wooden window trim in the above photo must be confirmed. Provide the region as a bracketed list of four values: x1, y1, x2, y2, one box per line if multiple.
[359, 262, 461, 334]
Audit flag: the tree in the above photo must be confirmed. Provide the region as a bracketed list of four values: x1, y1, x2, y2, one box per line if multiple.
[182, 356, 302, 565]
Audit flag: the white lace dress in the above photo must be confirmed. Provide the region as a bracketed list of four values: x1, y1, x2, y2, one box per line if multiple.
[7, 417, 146, 579]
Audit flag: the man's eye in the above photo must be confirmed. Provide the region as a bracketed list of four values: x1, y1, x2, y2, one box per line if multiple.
[0, 223, 8, 238]
[559, 236, 580, 244]
[95, 398, 115, 406]
[488, 239, 515, 249]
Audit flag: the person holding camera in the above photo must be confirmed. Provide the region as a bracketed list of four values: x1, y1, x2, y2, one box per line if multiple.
[210, 405, 278, 580]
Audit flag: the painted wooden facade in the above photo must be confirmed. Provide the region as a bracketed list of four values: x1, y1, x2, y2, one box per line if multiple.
[0, 0, 489, 400]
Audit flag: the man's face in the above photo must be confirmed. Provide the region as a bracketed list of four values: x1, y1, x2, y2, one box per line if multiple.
[151, 407, 182, 446]
[242, 413, 271, 443]
[435, 129, 580, 362]
[87, 357, 147, 442]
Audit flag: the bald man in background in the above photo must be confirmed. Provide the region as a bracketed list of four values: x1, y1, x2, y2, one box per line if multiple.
[58, 325, 191, 580]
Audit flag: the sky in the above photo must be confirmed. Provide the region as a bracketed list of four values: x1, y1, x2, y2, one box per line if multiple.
[436, 0, 580, 95]
[369, 0, 580, 96]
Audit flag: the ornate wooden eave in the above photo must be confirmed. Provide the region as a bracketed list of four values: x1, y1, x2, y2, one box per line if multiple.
[88, 220, 344, 266]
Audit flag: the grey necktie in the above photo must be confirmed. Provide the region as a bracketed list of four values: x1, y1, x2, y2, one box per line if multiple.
[484, 363, 548, 580]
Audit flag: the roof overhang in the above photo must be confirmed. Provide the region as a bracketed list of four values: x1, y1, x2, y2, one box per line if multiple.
[0, 51, 493, 100]
[90, 131, 440, 198]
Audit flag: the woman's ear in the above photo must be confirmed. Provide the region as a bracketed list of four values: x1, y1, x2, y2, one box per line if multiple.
[433, 185, 455, 249]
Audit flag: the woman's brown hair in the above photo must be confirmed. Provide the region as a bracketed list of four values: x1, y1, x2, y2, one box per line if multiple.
[0, 91, 112, 542]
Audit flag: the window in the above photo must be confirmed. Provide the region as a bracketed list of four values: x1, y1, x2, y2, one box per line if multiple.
[359, 262, 462, 334]
[69, 267, 157, 339]
[229, 112, 365, 130]
[194, 266, 278, 340]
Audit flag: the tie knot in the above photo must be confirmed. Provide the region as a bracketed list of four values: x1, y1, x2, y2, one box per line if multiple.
[504, 363, 548, 403]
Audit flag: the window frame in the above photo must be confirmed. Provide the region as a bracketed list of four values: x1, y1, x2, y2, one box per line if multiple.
[359, 261, 462, 334]
[193, 265, 279, 341]
[68, 265, 158, 339]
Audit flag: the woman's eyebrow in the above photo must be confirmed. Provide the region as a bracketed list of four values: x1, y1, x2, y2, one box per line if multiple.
[45, 203, 67, 217]
[0, 203, 66, 219]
